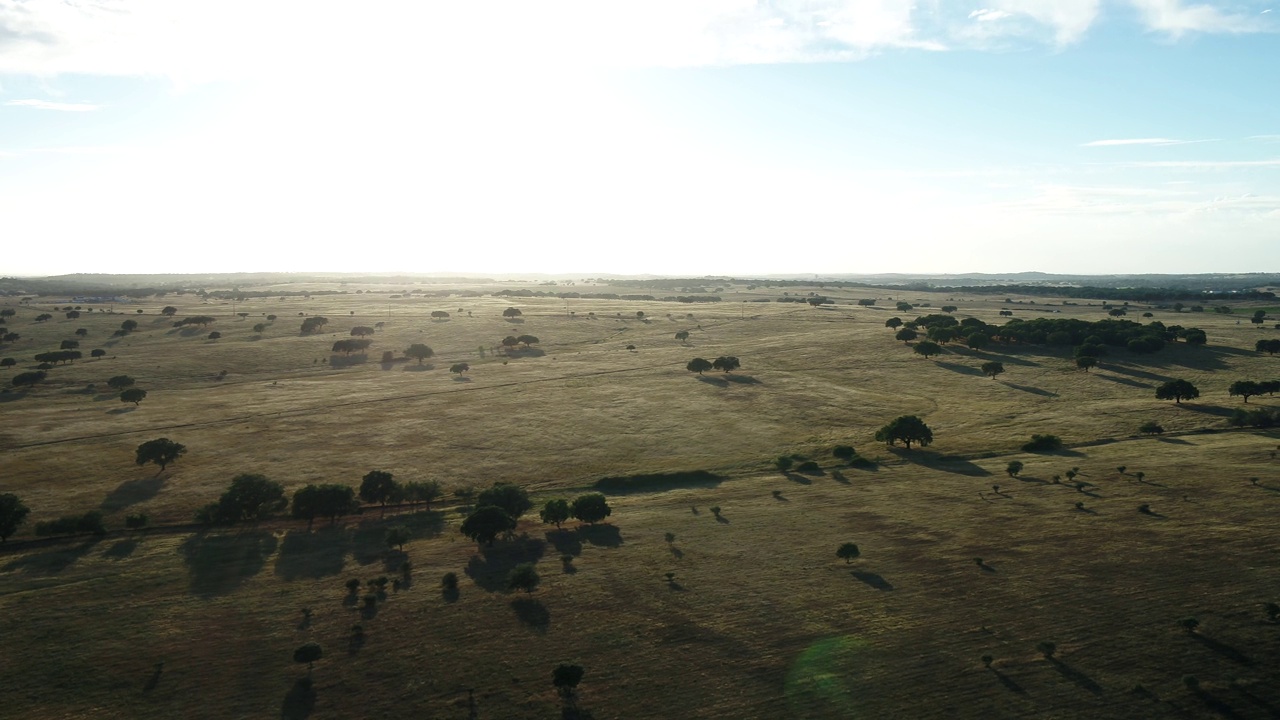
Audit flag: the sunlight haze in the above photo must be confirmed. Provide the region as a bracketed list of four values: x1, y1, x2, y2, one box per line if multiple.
[2, 1, 1278, 277]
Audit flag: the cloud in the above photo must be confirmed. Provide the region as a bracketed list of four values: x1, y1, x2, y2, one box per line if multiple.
[1080, 137, 1213, 146]
[1117, 159, 1280, 168]
[5, 98, 98, 111]
[969, 9, 1014, 21]
[1127, 0, 1269, 36]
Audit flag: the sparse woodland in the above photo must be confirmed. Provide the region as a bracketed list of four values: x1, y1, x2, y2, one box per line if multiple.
[1, 279, 1278, 719]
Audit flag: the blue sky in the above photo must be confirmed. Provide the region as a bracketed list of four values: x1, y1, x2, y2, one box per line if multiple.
[1, 1, 1277, 277]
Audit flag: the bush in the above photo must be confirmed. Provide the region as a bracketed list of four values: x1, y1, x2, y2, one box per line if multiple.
[776, 456, 793, 471]
[593, 470, 723, 494]
[1022, 434, 1064, 452]
[345, 578, 361, 593]
[35, 511, 106, 537]
[1139, 421, 1164, 435]
[1006, 461, 1023, 477]
[125, 513, 148, 530]
[795, 460, 820, 473]
[441, 572, 458, 590]
[832, 445, 857, 461]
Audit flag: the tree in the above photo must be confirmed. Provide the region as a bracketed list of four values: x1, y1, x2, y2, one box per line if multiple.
[291, 485, 323, 530]
[675, 330, 690, 342]
[315, 484, 359, 523]
[832, 445, 856, 462]
[350, 326, 374, 337]
[204, 473, 288, 524]
[503, 307, 523, 318]
[1255, 339, 1280, 355]
[431, 310, 450, 319]
[405, 344, 434, 365]
[0, 357, 14, 368]
[0, 493, 30, 542]
[712, 356, 740, 373]
[360, 470, 398, 510]
[894, 328, 918, 342]
[516, 334, 540, 348]
[885, 317, 902, 330]
[121, 388, 147, 406]
[161, 306, 178, 317]
[687, 358, 713, 375]
[981, 361, 1004, 378]
[875, 415, 933, 449]
[1076, 356, 1097, 372]
[913, 341, 942, 359]
[293, 642, 323, 673]
[107, 375, 135, 390]
[385, 525, 411, 551]
[966, 333, 990, 350]
[571, 493, 612, 524]
[1181, 328, 1207, 345]
[74, 328, 88, 337]
[91, 349, 106, 358]
[135, 438, 186, 472]
[1036, 641, 1056, 659]
[207, 331, 221, 340]
[35, 313, 52, 322]
[1139, 421, 1164, 435]
[120, 319, 138, 333]
[402, 479, 442, 509]
[460, 506, 516, 546]
[1229, 380, 1263, 403]
[449, 362, 470, 375]
[252, 323, 266, 333]
[1155, 379, 1199, 404]
[0, 309, 14, 319]
[12, 370, 45, 388]
[836, 542, 861, 563]
[539, 499, 571, 528]
[60, 339, 79, 350]
[1006, 460, 1024, 477]
[477, 482, 533, 520]
[507, 562, 540, 593]
[552, 663, 585, 699]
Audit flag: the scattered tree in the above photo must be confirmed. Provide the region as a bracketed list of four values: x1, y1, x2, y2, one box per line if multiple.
[552, 664, 585, 699]
[874, 415, 933, 449]
[460, 506, 516, 546]
[0, 357, 14, 368]
[253, 323, 266, 333]
[981, 361, 1004, 378]
[1036, 641, 1056, 659]
[107, 375, 135, 390]
[120, 319, 138, 333]
[12, 370, 46, 388]
[712, 356, 740, 373]
[293, 642, 323, 673]
[571, 493, 612, 524]
[1006, 460, 1023, 477]
[894, 328, 918, 342]
[0, 493, 30, 542]
[1179, 617, 1200, 633]
[90, 349, 106, 358]
[359, 470, 398, 511]
[207, 331, 221, 340]
[675, 330, 690, 342]
[135, 438, 186, 472]
[350, 326, 375, 337]
[385, 525, 411, 551]
[405, 344, 434, 365]
[516, 334, 540, 348]
[1229, 380, 1263, 403]
[885, 317, 902, 330]
[161, 306, 178, 317]
[1156, 379, 1199, 404]
[914, 341, 942, 359]
[120, 388, 147, 406]
[449, 362, 470, 375]
[199, 473, 288, 524]
[1139, 421, 1164, 435]
[477, 482, 533, 520]
[507, 562, 541, 593]
[836, 542, 861, 563]
[539, 499, 571, 528]
[832, 445, 856, 462]
[686, 358, 713, 375]
[502, 307, 523, 318]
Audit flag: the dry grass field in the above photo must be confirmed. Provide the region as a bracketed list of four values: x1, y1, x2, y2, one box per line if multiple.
[2, 279, 1278, 719]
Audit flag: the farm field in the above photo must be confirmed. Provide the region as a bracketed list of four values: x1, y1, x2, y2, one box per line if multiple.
[2, 278, 1279, 719]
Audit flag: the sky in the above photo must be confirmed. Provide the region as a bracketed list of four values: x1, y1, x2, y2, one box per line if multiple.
[1, 1, 1278, 278]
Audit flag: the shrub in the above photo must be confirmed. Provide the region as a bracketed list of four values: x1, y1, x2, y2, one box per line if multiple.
[441, 572, 458, 591]
[795, 460, 820, 473]
[776, 456, 793, 471]
[1006, 461, 1023, 477]
[1139, 421, 1164, 435]
[832, 445, 856, 461]
[345, 578, 361, 593]
[35, 511, 106, 537]
[709, 506, 722, 516]
[1021, 434, 1063, 452]
[125, 513, 149, 530]
[836, 543, 861, 563]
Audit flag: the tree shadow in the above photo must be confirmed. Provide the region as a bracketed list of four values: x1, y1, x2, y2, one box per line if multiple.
[669, 546, 684, 560]
[900, 449, 991, 476]
[1094, 374, 1153, 389]
[935, 361, 984, 376]
[442, 587, 459, 603]
[724, 374, 761, 385]
[403, 364, 435, 372]
[1048, 658, 1103, 695]
[830, 470, 850, 485]
[1190, 633, 1253, 665]
[1105, 364, 1177, 382]
[1190, 687, 1247, 720]
[143, 663, 163, 693]
[504, 347, 545, 358]
[452, 376, 473, 382]
[275, 527, 349, 580]
[102, 538, 138, 560]
[578, 523, 623, 548]
[1156, 436, 1193, 445]
[1002, 382, 1059, 398]
[328, 354, 368, 369]
[714, 513, 730, 524]
[991, 669, 1026, 695]
[696, 375, 729, 388]
[280, 678, 316, 720]
[100, 475, 166, 511]
[107, 406, 136, 415]
[511, 597, 550, 632]
[179, 530, 278, 597]
[465, 534, 546, 592]
[2, 539, 101, 574]
[1182, 404, 1237, 418]
[784, 471, 811, 485]
[545, 529, 582, 557]
[851, 570, 894, 591]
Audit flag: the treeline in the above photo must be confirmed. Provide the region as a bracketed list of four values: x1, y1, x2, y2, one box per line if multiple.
[915, 284, 1276, 303]
[491, 289, 721, 303]
[908, 314, 1206, 355]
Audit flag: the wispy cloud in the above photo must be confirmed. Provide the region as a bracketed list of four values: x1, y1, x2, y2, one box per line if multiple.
[1128, 0, 1269, 37]
[1118, 159, 1280, 168]
[5, 99, 99, 112]
[1081, 137, 1215, 146]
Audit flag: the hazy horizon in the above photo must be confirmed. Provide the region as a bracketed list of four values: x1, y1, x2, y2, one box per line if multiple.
[3, 2, 1278, 277]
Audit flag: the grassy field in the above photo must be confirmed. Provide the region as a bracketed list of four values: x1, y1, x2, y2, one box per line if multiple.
[2, 281, 1279, 719]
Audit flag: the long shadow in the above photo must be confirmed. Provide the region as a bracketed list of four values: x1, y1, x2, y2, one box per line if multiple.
[724, 374, 761, 385]
[1048, 658, 1103, 695]
[511, 597, 550, 632]
[107, 406, 136, 415]
[900, 449, 991, 477]
[328, 354, 368, 369]
[1191, 633, 1254, 665]
[935, 361, 983, 376]
[830, 470, 851, 484]
[505, 348, 545, 358]
[696, 375, 728, 388]
[578, 523, 623, 548]
[100, 476, 166, 511]
[1002, 382, 1059, 397]
[991, 669, 1026, 695]
[784, 471, 811, 485]
[102, 538, 138, 560]
[852, 570, 894, 591]
[465, 534, 546, 592]
[180, 530, 278, 597]
[281, 678, 316, 720]
[1105, 364, 1177, 382]
[669, 546, 684, 560]
[1157, 437, 1193, 445]
[545, 529, 583, 557]
[1183, 404, 1237, 418]
[403, 364, 434, 372]
[1094, 374, 1154, 389]
[275, 527, 349, 580]
[1191, 688, 1247, 720]
[1232, 685, 1280, 716]
[2, 539, 101, 574]
[143, 664, 163, 693]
